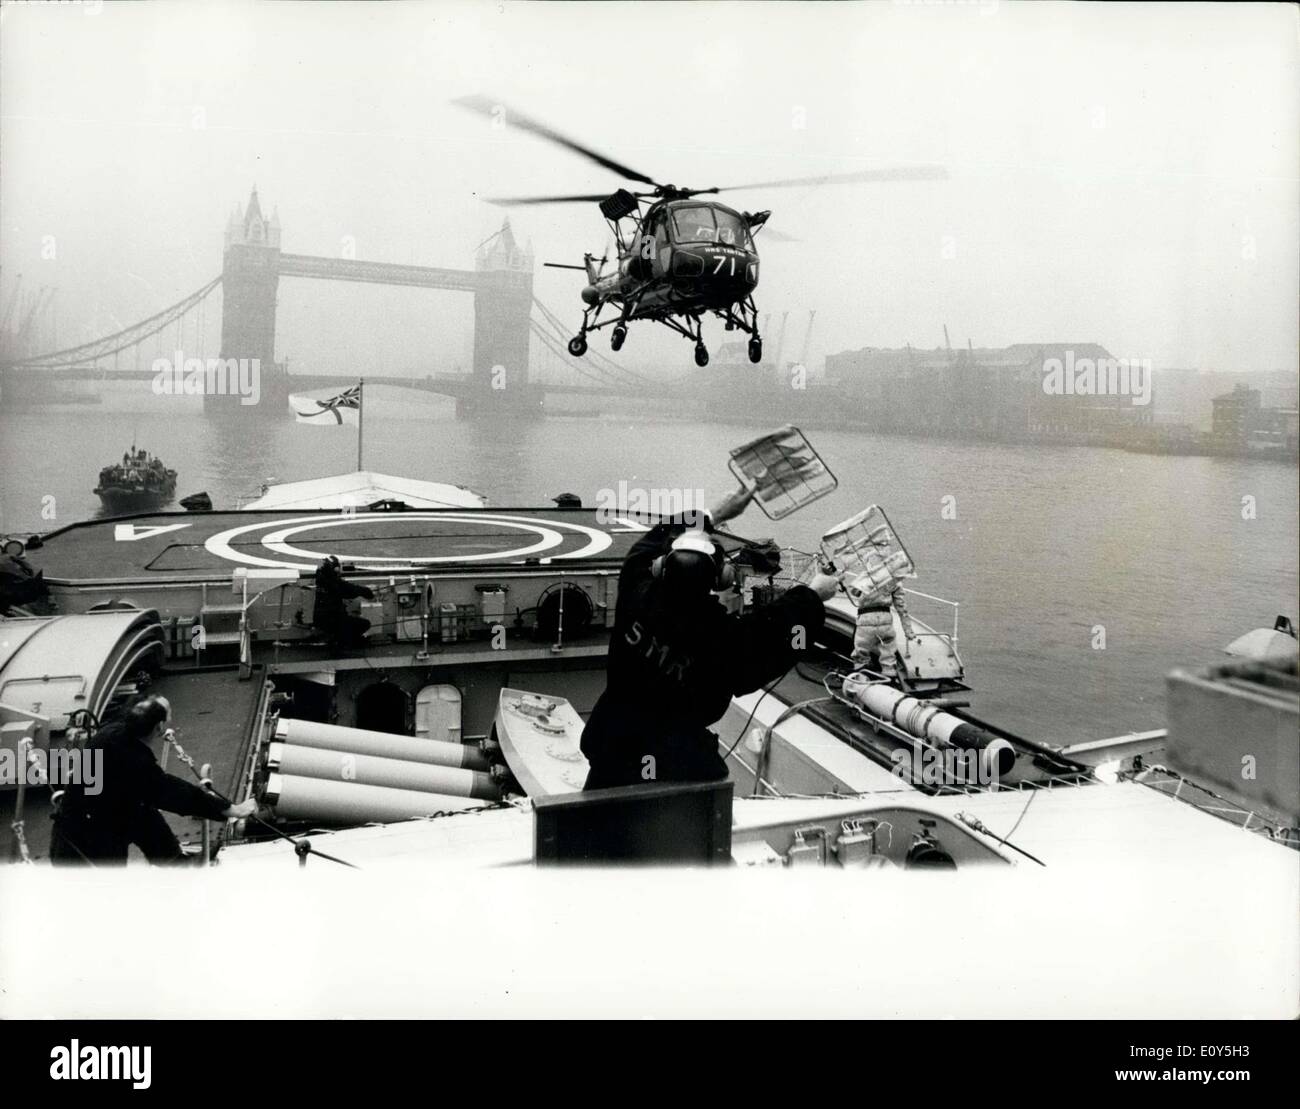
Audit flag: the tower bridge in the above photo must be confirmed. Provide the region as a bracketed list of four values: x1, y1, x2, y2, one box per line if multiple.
[1, 188, 658, 417]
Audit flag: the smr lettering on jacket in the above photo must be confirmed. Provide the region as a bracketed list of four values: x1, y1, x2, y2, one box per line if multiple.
[625, 620, 692, 682]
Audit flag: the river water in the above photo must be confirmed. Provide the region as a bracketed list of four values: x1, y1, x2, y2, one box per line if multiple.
[2, 382, 1296, 746]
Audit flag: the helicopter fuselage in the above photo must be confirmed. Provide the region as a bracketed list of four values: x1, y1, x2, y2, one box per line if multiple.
[582, 199, 760, 317]
[556, 195, 773, 364]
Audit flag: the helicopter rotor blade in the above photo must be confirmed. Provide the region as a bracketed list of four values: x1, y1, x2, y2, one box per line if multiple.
[453, 94, 662, 189]
[481, 193, 616, 207]
[690, 165, 949, 195]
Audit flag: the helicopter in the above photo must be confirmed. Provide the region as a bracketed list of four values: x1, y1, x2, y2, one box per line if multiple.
[454, 95, 947, 367]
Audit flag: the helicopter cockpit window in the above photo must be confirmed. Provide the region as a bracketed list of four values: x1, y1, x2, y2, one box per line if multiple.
[671, 206, 718, 244]
[672, 206, 751, 247]
[713, 210, 751, 248]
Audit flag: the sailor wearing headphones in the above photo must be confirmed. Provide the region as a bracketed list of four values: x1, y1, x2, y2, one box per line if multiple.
[311, 554, 376, 648]
[580, 488, 840, 790]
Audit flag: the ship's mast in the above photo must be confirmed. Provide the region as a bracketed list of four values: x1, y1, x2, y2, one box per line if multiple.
[357, 379, 365, 473]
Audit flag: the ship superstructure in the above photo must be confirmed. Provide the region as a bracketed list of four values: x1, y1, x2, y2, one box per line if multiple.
[1, 497, 1295, 870]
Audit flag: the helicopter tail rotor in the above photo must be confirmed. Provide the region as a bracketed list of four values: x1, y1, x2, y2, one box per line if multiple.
[542, 253, 607, 286]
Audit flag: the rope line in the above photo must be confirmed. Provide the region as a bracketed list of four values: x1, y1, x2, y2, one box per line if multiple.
[10, 818, 32, 864]
[164, 731, 362, 869]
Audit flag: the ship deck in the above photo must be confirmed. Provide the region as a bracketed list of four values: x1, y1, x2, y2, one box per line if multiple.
[25, 507, 653, 584]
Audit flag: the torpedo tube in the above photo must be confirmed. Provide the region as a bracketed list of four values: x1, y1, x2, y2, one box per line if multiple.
[841, 672, 1016, 780]
[273, 718, 492, 772]
[262, 773, 491, 825]
[266, 742, 502, 801]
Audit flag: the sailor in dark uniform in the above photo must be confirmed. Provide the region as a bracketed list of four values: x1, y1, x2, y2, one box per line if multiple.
[0, 545, 47, 612]
[311, 555, 376, 647]
[580, 490, 839, 790]
[49, 696, 255, 865]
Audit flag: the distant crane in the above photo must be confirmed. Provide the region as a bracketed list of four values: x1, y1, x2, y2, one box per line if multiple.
[19, 287, 51, 340]
[1, 273, 23, 336]
[773, 310, 791, 371]
[798, 309, 817, 369]
[14, 286, 53, 359]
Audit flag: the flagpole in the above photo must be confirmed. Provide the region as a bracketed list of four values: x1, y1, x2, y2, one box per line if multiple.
[356, 378, 364, 473]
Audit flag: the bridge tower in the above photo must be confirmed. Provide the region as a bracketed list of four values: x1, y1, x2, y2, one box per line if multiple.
[214, 188, 287, 414]
[464, 220, 541, 417]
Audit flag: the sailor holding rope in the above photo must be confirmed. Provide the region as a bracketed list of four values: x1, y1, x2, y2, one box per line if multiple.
[49, 696, 256, 866]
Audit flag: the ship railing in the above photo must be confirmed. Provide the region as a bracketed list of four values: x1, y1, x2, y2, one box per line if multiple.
[237, 577, 319, 672]
[899, 587, 959, 650]
[1135, 765, 1299, 846]
[237, 574, 442, 667]
[772, 547, 961, 649]
[237, 576, 251, 677]
[232, 681, 277, 821]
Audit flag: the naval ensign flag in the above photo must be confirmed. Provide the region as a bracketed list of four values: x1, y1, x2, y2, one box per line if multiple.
[290, 382, 362, 426]
[289, 379, 366, 469]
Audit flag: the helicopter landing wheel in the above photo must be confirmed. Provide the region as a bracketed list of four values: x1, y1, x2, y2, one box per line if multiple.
[748, 337, 763, 364]
[568, 335, 588, 357]
[611, 325, 627, 352]
[694, 343, 710, 368]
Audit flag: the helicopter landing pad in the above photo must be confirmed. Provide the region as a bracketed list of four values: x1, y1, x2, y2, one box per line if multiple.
[27, 508, 653, 584]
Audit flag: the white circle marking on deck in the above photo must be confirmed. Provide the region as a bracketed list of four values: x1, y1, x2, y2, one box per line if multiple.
[261, 516, 560, 565]
[203, 513, 613, 570]
[469, 513, 611, 560]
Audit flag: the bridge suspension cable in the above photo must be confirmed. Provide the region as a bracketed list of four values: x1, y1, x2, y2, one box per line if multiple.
[3, 276, 222, 370]
[7, 275, 663, 395]
[527, 320, 652, 394]
[528, 319, 638, 391]
[530, 295, 649, 387]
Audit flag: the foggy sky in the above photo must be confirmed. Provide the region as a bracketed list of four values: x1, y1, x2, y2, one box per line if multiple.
[1, 0, 1296, 377]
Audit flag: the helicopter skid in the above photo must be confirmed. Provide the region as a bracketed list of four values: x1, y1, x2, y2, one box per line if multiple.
[574, 293, 760, 360]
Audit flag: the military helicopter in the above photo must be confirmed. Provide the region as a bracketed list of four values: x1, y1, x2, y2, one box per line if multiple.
[454, 95, 946, 367]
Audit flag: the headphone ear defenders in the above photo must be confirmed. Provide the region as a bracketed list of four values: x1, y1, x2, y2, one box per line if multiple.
[652, 531, 734, 591]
